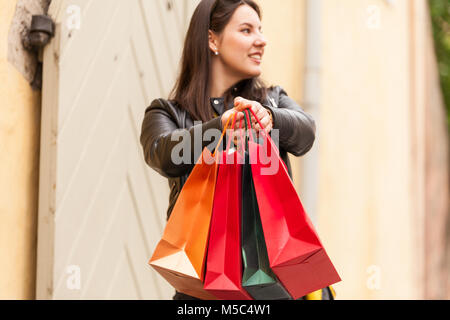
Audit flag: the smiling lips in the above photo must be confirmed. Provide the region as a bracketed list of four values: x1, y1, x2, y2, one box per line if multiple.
[249, 53, 262, 64]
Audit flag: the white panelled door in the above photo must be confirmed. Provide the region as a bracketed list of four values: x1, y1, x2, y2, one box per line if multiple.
[37, 0, 200, 299]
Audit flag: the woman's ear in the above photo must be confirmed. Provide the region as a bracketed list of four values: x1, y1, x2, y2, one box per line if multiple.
[208, 30, 219, 54]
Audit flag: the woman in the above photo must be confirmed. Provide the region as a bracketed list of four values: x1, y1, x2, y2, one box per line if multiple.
[140, 0, 331, 300]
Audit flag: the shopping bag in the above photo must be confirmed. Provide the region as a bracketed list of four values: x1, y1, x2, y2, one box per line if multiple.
[149, 116, 234, 300]
[246, 108, 341, 300]
[304, 286, 336, 300]
[241, 112, 292, 300]
[204, 115, 253, 300]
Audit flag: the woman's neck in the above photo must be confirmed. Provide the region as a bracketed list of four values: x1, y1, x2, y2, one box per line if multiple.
[209, 59, 242, 98]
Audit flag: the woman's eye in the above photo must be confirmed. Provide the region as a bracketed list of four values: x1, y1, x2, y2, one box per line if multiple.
[242, 28, 251, 33]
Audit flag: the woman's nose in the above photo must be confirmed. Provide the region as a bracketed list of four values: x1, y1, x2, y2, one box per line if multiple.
[256, 34, 267, 47]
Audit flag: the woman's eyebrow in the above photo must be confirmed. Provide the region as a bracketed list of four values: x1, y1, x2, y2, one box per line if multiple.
[239, 22, 262, 30]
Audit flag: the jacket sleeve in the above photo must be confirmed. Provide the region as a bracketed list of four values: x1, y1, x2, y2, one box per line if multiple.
[140, 99, 223, 178]
[263, 86, 316, 157]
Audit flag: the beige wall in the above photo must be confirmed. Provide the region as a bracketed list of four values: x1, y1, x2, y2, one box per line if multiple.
[260, 0, 448, 299]
[317, 0, 448, 299]
[258, 0, 307, 190]
[259, 0, 417, 299]
[318, 0, 416, 299]
[0, 0, 40, 299]
[259, 0, 306, 101]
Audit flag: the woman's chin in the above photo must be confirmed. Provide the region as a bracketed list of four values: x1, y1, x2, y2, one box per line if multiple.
[235, 67, 262, 80]
[245, 68, 262, 78]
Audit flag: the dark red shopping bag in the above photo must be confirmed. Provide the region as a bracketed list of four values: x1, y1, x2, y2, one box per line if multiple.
[204, 115, 253, 300]
[245, 109, 341, 300]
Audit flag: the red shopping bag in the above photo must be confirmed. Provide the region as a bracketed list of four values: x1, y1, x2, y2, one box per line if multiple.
[204, 116, 252, 300]
[245, 109, 341, 299]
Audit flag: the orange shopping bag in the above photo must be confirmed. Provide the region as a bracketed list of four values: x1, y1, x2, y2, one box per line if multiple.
[149, 115, 234, 300]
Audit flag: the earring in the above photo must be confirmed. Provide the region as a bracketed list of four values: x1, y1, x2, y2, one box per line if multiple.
[215, 51, 219, 56]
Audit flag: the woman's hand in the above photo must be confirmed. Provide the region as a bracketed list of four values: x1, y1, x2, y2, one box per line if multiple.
[234, 97, 273, 133]
[221, 108, 244, 130]
[220, 97, 273, 150]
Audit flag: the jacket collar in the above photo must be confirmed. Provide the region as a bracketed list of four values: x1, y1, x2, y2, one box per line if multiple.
[210, 97, 225, 115]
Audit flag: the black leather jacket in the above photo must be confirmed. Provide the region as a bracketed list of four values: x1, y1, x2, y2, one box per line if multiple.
[140, 85, 316, 221]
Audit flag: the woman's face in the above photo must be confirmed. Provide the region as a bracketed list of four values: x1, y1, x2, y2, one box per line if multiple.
[210, 4, 267, 80]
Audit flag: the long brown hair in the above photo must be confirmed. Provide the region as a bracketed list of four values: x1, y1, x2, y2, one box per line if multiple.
[168, 0, 270, 122]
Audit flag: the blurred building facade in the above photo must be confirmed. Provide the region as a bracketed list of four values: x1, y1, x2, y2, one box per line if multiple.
[0, 0, 448, 299]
